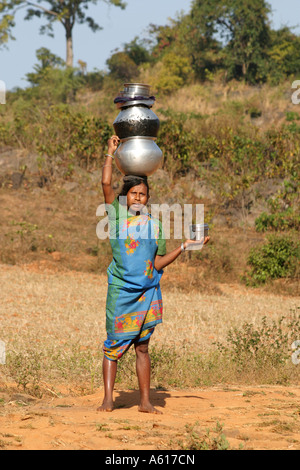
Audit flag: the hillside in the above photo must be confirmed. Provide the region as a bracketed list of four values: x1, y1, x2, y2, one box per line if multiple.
[0, 80, 299, 451]
[0, 80, 299, 295]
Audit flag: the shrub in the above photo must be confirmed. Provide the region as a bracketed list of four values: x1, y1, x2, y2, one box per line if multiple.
[216, 313, 300, 371]
[156, 109, 196, 178]
[154, 52, 193, 94]
[243, 235, 300, 285]
[106, 52, 139, 81]
[0, 103, 111, 171]
[255, 209, 300, 232]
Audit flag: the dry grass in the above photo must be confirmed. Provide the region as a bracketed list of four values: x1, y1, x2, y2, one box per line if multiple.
[0, 157, 299, 395]
[0, 262, 299, 395]
[1, 262, 298, 353]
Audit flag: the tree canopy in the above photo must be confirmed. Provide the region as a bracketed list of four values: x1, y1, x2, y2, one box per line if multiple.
[2, 0, 300, 90]
[0, 0, 127, 66]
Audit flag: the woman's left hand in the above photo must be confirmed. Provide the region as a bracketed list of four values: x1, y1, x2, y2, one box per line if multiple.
[184, 237, 210, 250]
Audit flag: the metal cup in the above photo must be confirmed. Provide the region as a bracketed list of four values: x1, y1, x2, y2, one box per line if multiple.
[122, 83, 151, 98]
[189, 224, 209, 241]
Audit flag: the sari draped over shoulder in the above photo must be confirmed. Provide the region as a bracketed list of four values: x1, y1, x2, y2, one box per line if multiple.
[103, 198, 166, 361]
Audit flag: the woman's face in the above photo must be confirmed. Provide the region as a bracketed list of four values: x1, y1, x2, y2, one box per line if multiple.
[127, 183, 149, 213]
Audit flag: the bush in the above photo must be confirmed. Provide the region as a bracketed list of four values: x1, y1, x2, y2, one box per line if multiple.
[0, 103, 111, 171]
[156, 109, 196, 178]
[255, 209, 300, 232]
[216, 313, 300, 372]
[106, 52, 139, 81]
[243, 235, 300, 285]
[154, 52, 193, 94]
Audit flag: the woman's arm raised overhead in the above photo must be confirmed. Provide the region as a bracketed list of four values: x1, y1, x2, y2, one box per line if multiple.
[102, 135, 120, 204]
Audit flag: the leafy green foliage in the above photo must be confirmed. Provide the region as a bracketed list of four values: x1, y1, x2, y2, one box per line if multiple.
[123, 36, 152, 66]
[26, 47, 65, 85]
[267, 28, 300, 83]
[255, 209, 300, 232]
[0, 102, 111, 170]
[243, 235, 300, 285]
[106, 51, 138, 81]
[189, 0, 271, 83]
[120, 0, 300, 85]
[156, 109, 195, 177]
[0, 2, 15, 47]
[154, 52, 193, 94]
[1, 0, 127, 66]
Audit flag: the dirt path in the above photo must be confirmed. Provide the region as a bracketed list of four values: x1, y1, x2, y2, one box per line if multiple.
[1, 384, 300, 450]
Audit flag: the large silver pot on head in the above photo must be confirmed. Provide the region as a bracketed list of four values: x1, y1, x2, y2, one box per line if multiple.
[113, 105, 160, 140]
[114, 136, 163, 176]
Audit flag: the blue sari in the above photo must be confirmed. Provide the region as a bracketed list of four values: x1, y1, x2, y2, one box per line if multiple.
[103, 198, 166, 361]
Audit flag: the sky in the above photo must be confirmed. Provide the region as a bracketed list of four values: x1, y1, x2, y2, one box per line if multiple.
[0, 0, 300, 91]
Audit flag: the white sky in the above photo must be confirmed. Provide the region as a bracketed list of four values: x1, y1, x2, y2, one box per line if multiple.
[0, 0, 300, 90]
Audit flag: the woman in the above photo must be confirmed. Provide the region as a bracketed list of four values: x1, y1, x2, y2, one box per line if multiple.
[98, 135, 209, 413]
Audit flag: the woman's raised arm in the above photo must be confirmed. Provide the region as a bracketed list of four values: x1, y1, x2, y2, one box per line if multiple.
[102, 135, 120, 204]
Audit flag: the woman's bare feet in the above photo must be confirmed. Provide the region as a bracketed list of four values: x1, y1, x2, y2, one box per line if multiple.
[97, 399, 114, 412]
[138, 402, 162, 414]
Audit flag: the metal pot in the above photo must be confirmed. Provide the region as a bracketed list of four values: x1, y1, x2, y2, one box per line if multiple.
[189, 224, 209, 240]
[113, 105, 160, 139]
[114, 136, 163, 176]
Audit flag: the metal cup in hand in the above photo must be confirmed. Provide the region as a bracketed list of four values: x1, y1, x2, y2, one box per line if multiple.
[187, 224, 209, 250]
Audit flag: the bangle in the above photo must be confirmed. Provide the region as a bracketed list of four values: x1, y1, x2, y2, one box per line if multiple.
[105, 153, 115, 159]
[180, 243, 185, 253]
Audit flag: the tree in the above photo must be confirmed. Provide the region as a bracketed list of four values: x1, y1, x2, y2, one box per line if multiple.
[152, 52, 192, 94]
[268, 27, 300, 82]
[0, 0, 126, 67]
[24, 47, 83, 102]
[106, 51, 138, 81]
[123, 36, 151, 66]
[0, 1, 15, 47]
[26, 46, 65, 85]
[189, 0, 271, 83]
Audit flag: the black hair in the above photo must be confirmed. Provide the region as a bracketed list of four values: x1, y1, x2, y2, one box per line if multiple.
[117, 175, 150, 201]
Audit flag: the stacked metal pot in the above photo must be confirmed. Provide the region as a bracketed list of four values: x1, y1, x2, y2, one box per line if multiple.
[113, 83, 163, 176]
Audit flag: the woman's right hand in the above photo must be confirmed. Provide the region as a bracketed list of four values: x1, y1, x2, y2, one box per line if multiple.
[107, 135, 120, 155]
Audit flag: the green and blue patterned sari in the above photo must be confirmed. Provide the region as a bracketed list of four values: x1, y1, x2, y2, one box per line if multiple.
[103, 198, 166, 361]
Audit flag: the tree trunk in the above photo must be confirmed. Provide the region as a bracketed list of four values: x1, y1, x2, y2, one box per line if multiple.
[242, 62, 247, 77]
[65, 22, 73, 67]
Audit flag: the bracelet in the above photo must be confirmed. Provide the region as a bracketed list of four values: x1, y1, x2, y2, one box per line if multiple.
[105, 153, 115, 159]
[181, 243, 185, 253]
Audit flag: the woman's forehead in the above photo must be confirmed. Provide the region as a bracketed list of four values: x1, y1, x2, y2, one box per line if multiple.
[128, 183, 148, 193]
